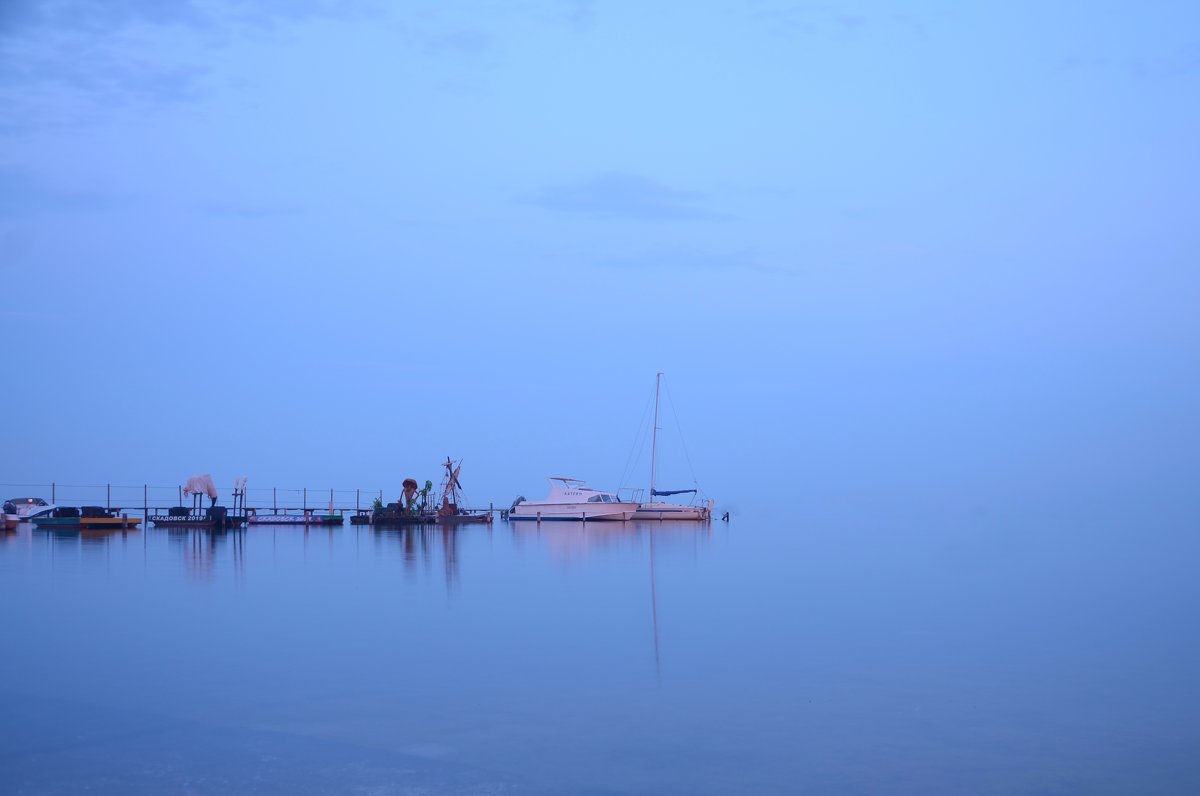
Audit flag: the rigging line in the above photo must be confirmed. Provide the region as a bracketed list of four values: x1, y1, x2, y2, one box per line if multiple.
[663, 380, 704, 496]
[619, 401, 652, 493]
[617, 385, 656, 492]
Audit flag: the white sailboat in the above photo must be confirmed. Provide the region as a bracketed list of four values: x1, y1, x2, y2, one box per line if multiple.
[633, 373, 713, 521]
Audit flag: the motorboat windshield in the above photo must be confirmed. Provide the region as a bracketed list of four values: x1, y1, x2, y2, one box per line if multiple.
[6, 497, 55, 519]
[7, 497, 48, 507]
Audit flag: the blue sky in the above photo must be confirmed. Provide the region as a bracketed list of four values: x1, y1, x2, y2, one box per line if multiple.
[2, 1, 1198, 518]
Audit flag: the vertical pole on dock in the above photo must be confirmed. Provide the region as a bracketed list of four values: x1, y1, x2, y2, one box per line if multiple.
[303, 487, 307, 511]
[107, 483, 111, 510]
[273, 487, 277, 512]
[52, 482, 56, 503]
[144, 485, 147, 520]
[178, 485, 182, 505]
[356, 489, 360, 511]
[330, 488, 333, 511]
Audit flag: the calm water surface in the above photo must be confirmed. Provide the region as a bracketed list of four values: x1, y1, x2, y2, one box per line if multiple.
[1, 510, 1198, 794]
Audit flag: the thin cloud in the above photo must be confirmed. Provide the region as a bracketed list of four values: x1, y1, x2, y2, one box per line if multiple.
[1056, 43, 1200, 81]
[597, 250, 777, 274]
[0, 0, 381, 132]
[749, 1, 868, 39]
[423, 28, 493, 57]
[0, 166, 128, 217]
[747, 1, 921, 41]
[191, 199, 303, 219]
[529, 172, 726, 221]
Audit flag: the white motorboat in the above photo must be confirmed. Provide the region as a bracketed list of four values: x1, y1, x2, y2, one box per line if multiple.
[632, 373, 713, 521]
[4, 497, 56, 521]
[509, 478, 639, 521]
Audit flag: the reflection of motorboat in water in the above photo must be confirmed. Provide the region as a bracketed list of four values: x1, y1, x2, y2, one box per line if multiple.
[32, 506, 142, 530]
[509, 478, 639, 521]
[4, 497, 56, 521]
[631, 373, 713, 521]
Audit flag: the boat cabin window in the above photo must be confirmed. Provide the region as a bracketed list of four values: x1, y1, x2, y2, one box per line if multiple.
[587, 494, 618, 503]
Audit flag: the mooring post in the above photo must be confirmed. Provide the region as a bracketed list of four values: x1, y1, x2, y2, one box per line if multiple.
[303, 487, 307, 511]
[356, 489, 360, 511]
[178, 485, 182, 505]
[107, 483, 111, 510]
[273, 487, 277, 512]
[143, 485, 147, 521]
[330, 488, 333, 511]
[52, 482, 56, 503]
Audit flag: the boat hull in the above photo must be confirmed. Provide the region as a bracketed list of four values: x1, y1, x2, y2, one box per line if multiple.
[248, 514, 343, 526]
[33, 516, 142, 530]
[149, 513, 247, 529]
[371, 512, 437, 526]
[435, 513, 492, 525]
[632, 503, 711, 521]
[508, 502, 639, 522]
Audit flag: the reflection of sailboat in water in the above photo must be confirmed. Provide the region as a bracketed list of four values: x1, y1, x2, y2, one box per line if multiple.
[649, 528, 661, 676]
[504, 519, 709, 674]
[633, 373, 714, 521]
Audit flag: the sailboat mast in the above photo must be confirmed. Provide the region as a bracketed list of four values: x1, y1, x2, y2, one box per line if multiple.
[650, 372, 662, 501]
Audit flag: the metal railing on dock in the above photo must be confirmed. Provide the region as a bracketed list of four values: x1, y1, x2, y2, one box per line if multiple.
[1, 482, 391, 519]
[1, 482, 499, 526]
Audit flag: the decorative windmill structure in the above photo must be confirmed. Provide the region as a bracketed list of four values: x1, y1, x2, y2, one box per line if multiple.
[437, 457, 464, 518]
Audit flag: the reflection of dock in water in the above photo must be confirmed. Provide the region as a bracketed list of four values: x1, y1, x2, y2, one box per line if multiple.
[364, 524, 471, 591]
[159, 526, 246, 581]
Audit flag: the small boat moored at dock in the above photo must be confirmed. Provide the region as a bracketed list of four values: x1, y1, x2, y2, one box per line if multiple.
[370, 502, 437, 526]
[508, 478, 639, 522]
[247, 509, 344, 526]
[366, 477, 438, 526]
[32, 506, 142, 530]
[148, 506, 246, 530]
[149, 474, 249, 530]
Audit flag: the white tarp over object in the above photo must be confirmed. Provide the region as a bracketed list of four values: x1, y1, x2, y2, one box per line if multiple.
[184, 474, 218, 500]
